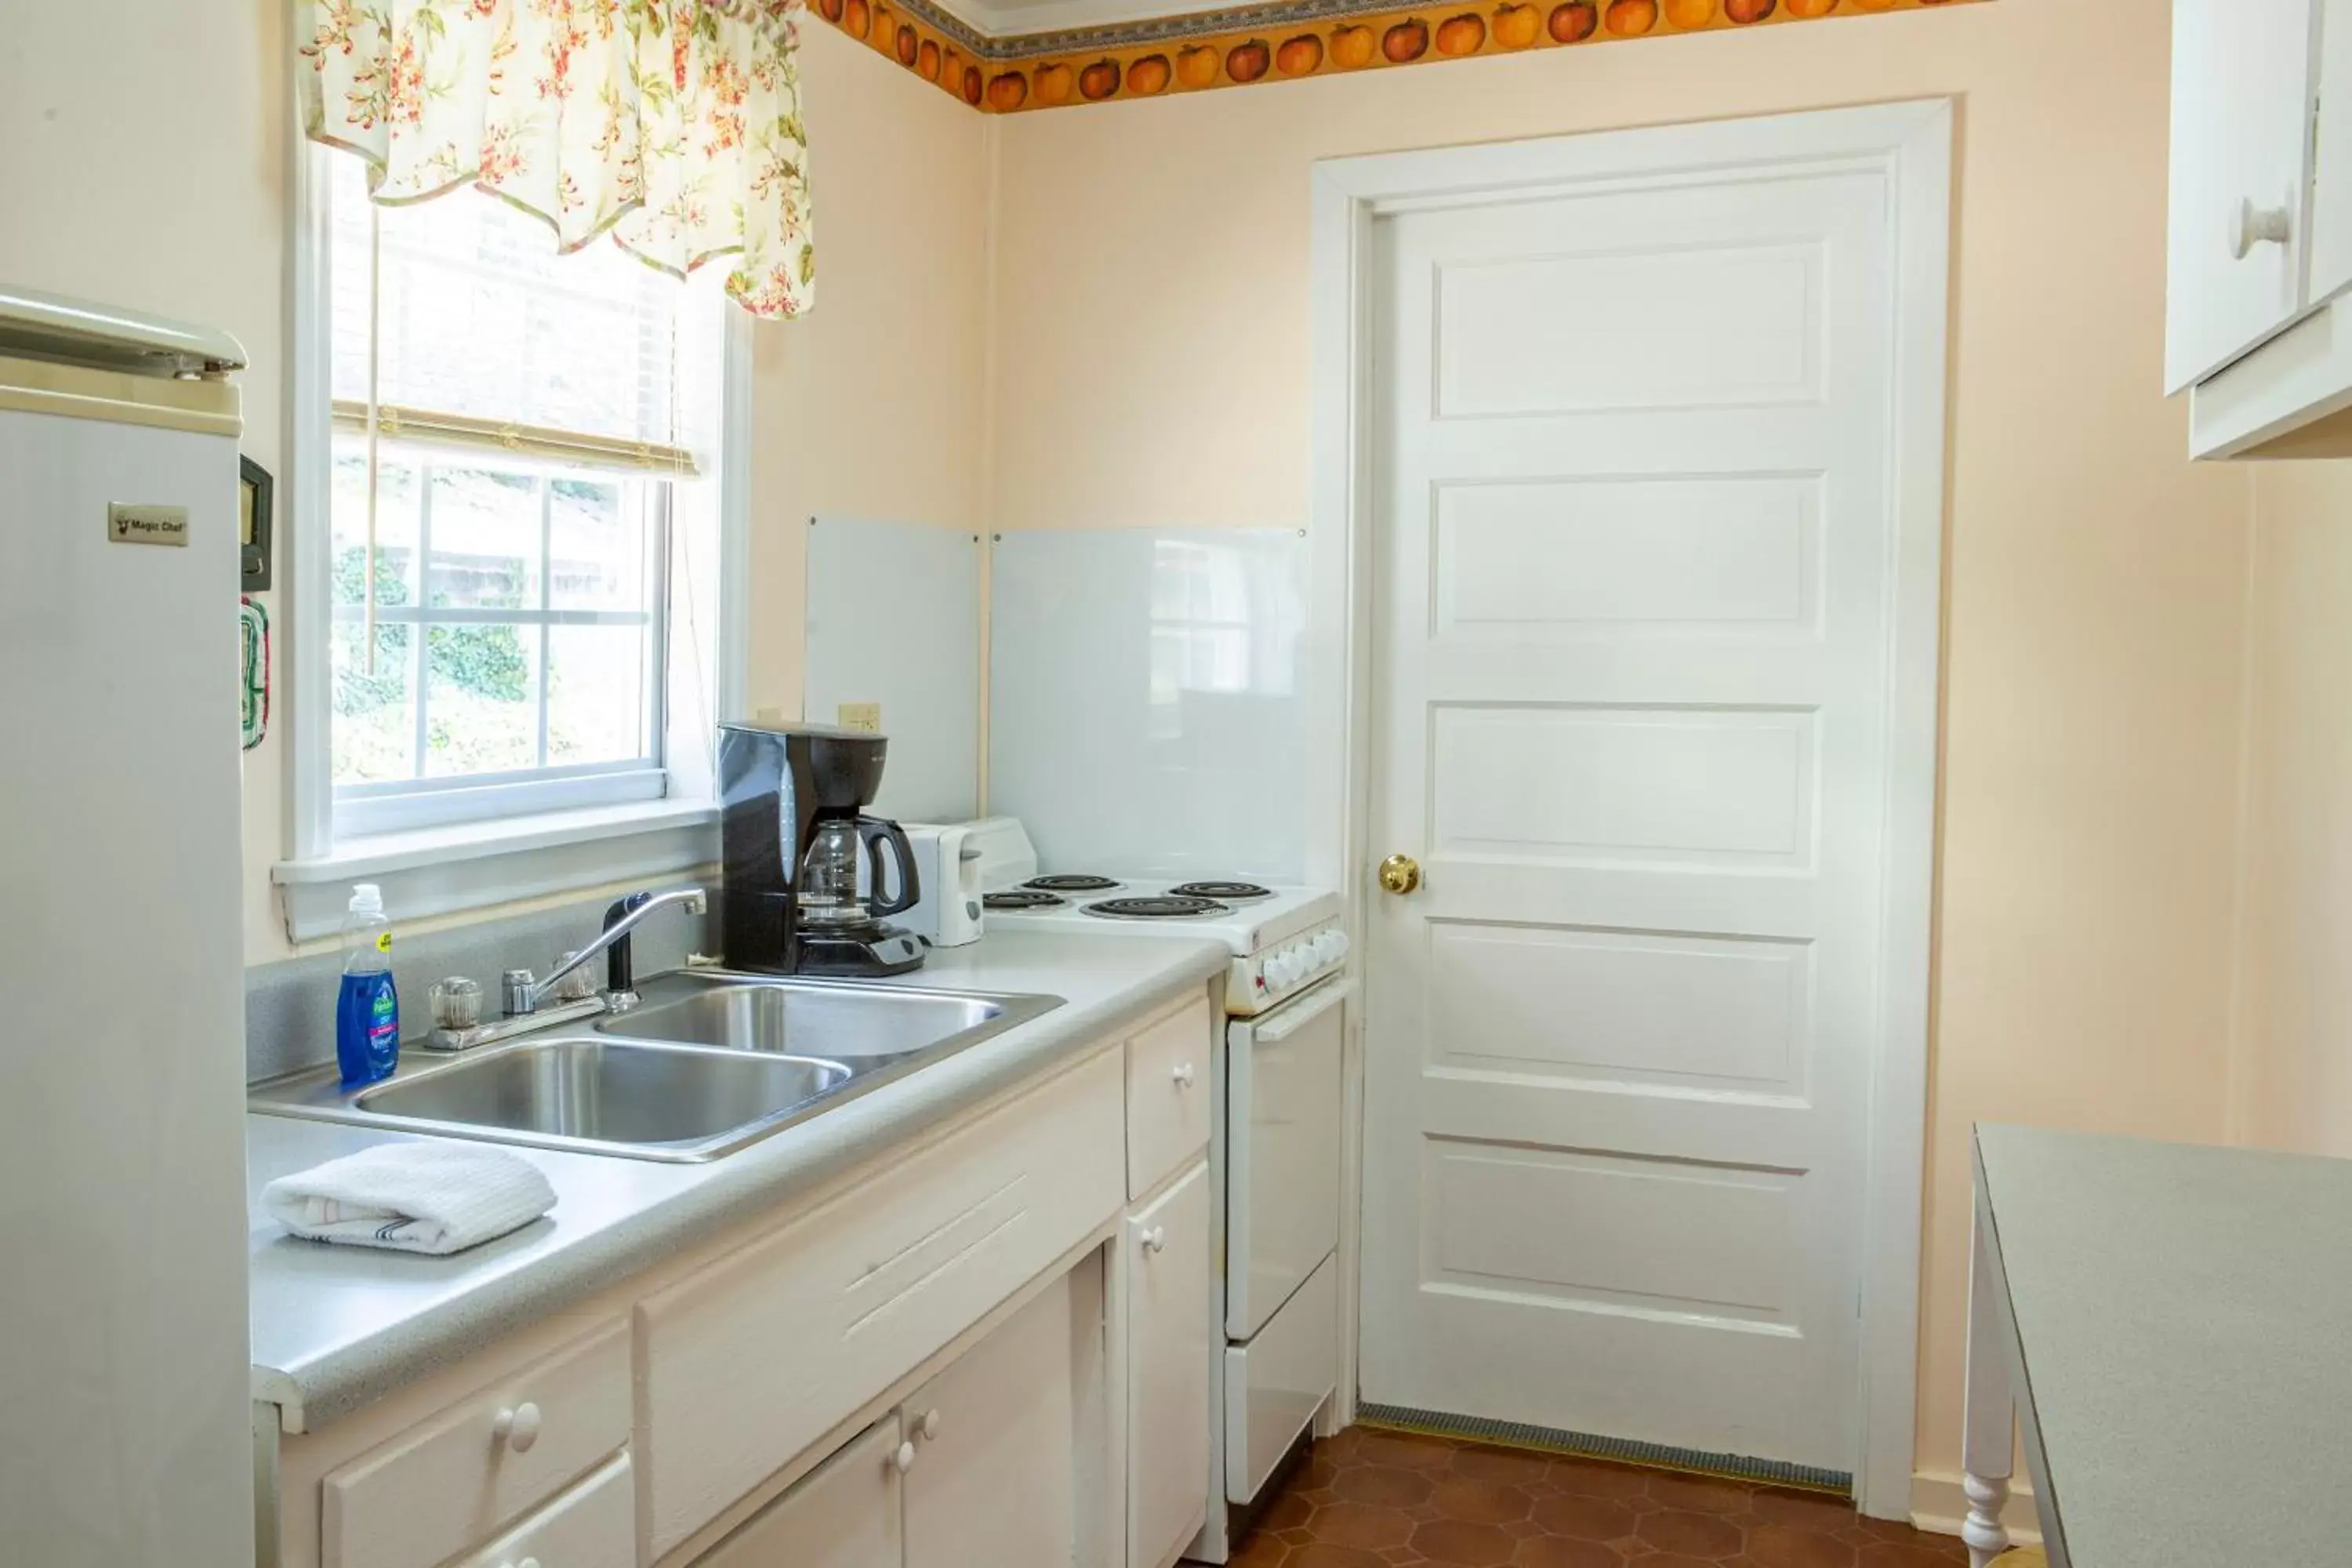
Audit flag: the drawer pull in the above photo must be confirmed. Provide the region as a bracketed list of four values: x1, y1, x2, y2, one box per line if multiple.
[1171, 1062, 1196, 1089]
[2230, 197, 2293, 260]
[492, 1401, 543, 1454]
[1142, 1225, 1167, 1254]
[915, 1407, 942, 1441]
[891, 1440, 919, 1475]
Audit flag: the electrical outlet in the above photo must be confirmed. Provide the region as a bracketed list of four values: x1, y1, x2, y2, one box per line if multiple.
[838, 702, 882, 733]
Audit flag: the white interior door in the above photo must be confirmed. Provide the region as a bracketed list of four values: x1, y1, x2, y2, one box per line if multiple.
[1359, 154, 1900, 1473]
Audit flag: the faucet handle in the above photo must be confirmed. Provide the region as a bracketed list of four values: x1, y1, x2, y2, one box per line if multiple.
[550, 953, 598, 1002]
[502, 968, 537, 1017]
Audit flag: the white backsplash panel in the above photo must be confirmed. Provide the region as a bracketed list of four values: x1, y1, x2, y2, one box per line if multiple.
[804, 517, 982, 822]
[989, 528, 1308, 881]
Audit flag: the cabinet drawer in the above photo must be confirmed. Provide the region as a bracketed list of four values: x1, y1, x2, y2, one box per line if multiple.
[450, 1451, 634, 1568]
[1126, 994, 1214, 1196]
[638, 1047, 1125, 1561]
[323, 1319, 630, 1568]
[1224, 1253, 1337, 1504]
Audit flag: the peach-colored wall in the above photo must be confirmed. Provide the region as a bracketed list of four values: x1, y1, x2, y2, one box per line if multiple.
[985, 0, 2255, 1490]
[743, 23, 993, 720]
[2232, 463, 2352, 1159]
[1, 9, 989, 962]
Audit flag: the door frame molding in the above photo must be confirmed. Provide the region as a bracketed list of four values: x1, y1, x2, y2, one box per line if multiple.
[1301, 98, 1953, 1519]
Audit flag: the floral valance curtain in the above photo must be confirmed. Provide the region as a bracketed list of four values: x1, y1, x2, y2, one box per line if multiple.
[301, 0, 815, 318]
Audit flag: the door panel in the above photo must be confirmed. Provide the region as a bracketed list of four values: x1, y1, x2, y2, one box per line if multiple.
[694, 1419, 902, 1568]
[902, 1276, 1076, 1568]
[1435, 241, 1824, 415]
[1433, 475, 1818, 633]
[1361, 163, 1896, 1472]
[1127, 1160, 1212, 1568]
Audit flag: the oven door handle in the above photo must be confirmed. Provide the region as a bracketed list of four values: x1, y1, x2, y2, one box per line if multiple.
[1249, 976, 1355, 1044]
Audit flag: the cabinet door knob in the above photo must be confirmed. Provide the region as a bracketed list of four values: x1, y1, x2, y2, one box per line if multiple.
[2230, 197, 2294, 260]
[1172, 1062, 1196, 1088]
[1142, 1225, 1167, 1254]
[916, 1407, 942, 1440]
[492, 1402, 542, 1454]
[891, 1440, 918, 1474]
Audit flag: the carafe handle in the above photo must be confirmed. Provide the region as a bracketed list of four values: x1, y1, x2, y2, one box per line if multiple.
[858, 818, 920, 917]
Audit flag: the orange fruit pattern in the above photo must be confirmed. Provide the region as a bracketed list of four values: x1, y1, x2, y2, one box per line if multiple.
[815, 0, 1987, 111]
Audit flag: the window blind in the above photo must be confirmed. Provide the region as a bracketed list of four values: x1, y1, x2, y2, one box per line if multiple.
[326, 157, 695, 474]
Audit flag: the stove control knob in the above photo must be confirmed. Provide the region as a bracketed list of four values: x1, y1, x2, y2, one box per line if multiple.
[1265, 951, 1298, 989]
[1316, 931, 1349, 965]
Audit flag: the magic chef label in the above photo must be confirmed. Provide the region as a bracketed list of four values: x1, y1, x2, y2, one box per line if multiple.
[107, 504, 189, 546]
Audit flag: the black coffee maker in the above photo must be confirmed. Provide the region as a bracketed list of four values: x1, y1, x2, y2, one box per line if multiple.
[717, 721, 925, 977]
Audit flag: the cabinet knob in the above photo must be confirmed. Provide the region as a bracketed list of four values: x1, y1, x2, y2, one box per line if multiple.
[1142, 1225, 1167, 1254]
[2230, 197, 2293, 260]
[1172, 1062, 1196, 1089]
[916, 1407, 942, 1441]
[491, 1402, 543, 1454]
[891, 1440, 918, 1475]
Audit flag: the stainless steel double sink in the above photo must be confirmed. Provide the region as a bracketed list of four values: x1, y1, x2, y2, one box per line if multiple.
[248, 971, 1062, 1163]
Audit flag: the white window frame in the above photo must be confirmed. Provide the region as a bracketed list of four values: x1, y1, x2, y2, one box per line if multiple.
[327, 452, 674, 839]
[274, 136, 750, 943]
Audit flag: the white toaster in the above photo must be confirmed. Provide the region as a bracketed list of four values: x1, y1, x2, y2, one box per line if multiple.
[896, 824, 986, 947]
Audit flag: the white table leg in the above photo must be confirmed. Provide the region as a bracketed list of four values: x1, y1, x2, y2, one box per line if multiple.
[1962, 1200, 2014, 1567]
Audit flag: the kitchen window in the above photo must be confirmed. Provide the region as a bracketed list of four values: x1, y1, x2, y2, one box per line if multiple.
[278, 152, 745, 938]
[324, 156, 716, 837]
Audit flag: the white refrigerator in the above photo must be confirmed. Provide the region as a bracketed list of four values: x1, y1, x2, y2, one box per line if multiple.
[0, 289, 255, 1566]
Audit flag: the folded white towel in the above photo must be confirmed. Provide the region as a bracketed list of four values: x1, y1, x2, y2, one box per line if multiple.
[262, 1142, 557, 1256]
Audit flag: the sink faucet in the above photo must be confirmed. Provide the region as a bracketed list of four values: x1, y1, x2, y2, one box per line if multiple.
[503, 886, 707, 1017]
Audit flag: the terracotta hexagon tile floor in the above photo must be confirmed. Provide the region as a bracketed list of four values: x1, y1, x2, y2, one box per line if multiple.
[1225, 1428, 1969, 1568]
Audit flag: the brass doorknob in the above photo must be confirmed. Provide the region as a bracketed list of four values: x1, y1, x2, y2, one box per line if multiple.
[1377, 854, 1421, 895]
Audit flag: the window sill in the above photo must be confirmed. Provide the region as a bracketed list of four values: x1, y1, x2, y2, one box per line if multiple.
[273, 797, 719, 943]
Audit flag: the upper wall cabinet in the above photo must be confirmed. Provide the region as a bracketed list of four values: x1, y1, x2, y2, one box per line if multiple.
[2165, 0, 2317, 392]
[2175, 0, 2352, 456]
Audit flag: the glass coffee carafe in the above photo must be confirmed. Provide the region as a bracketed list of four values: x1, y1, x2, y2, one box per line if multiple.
[796, 813, 920, 931]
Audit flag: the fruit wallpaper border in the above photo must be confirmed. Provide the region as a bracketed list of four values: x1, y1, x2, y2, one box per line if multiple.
[809, 0, 1987, 112]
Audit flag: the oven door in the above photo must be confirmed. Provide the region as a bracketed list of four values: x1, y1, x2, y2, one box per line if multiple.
[1225, 975, 1351, 1342]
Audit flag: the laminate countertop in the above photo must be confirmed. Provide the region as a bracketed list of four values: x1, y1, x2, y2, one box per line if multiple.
[248, 931, 1229, 1435]
[1975, 1123, 2352, 1565]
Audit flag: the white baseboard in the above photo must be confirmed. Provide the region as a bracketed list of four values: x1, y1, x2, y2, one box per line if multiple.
[1909, 1470, 2042, 1546]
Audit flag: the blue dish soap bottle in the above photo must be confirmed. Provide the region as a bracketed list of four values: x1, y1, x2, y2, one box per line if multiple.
[336, 883, 401, 1087]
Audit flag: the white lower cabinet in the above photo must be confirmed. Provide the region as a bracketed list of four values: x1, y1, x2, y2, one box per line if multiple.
[637, 1049, 1122, 1561]
[904, 1276, 1078, 1568]
[1126, 1159, 1212, 1568]
[318, 1320, 632, 1568]
[692, 1276, 1077, 1568]
[452, 1452, 635, 1568]
[270, 990, 1224, 1568]
[695, 1418, 905, 1568]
